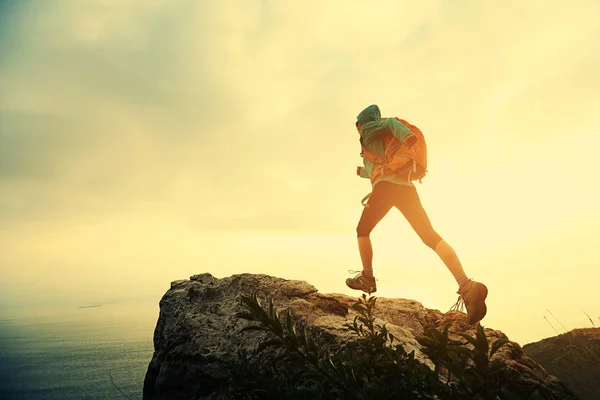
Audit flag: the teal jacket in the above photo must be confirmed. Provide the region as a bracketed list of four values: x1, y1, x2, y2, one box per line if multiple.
[358, 118, 415, 188]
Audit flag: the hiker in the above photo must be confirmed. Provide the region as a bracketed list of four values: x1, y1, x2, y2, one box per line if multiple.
[347, 104, 488, 325]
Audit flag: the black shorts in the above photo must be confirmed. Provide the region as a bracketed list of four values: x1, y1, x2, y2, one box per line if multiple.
[356, 181, 442, 249]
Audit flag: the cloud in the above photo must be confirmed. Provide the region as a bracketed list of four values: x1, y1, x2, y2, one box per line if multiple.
[1, 0, 600, 235]
[1, 2, 600, 345]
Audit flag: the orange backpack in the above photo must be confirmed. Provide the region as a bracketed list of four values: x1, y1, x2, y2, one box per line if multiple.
[360, 118, 427, 185]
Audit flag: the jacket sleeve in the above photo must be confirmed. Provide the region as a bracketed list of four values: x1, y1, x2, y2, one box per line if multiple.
[382, 118, 413, 144]
[357, 166, 370, 179]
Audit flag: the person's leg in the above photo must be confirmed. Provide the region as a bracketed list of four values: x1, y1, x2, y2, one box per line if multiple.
[356, 182, 396, 276]
[392, 186, 469, 288]
[434, 240, 469, 288]
[393, 185, 488, 324]
[357, 238, 373, 275]
[348, 182, 395, 292]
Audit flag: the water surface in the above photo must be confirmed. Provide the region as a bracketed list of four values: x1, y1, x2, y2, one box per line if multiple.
[0, 299, 159, 400]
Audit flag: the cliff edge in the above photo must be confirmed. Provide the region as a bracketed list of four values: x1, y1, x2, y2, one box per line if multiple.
[143, 273, 576, 399]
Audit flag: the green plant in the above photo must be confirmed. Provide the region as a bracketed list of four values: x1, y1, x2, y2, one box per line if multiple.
[234, 293, 353, 399]
[235, 293, 441, 399]
[417, 323, 510, 398]
[343, 294, 443, 399]
[233, 292, 568, 400]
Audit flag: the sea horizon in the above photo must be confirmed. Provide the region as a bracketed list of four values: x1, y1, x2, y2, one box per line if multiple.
[0, 297, 159, 400]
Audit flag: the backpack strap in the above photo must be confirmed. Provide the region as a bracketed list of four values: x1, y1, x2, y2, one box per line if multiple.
[359, 138, 385, 164]
[361, 192, 371, 208]
[358, 136, 411, 207]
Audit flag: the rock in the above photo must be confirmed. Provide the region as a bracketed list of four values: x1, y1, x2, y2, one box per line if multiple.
[143, 273, 577, 399]
[524, 328, 600, 400]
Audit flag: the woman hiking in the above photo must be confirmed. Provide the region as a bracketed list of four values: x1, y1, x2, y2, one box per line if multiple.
[347, 104, 488, 325]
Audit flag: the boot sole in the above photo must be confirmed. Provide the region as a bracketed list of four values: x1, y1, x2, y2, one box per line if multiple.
[346, 285, 377, 294]
[345, 280, 377, 294]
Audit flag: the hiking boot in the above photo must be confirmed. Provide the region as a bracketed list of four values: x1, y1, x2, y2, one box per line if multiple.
[346, 270, 377, 294]
[452, 280, 488, 325]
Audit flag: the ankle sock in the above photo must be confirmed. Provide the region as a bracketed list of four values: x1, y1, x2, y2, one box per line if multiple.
[363, 269, 374, 278]
[455, 271, 470, 289]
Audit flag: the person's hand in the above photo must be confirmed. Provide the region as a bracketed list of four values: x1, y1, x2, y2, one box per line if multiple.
[404, 134, 417, 148]
[356, 166, 362, 175]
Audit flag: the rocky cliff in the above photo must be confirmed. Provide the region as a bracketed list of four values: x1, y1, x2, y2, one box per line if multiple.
[143, 273, 576, 399]
[523, 328, 600, 400]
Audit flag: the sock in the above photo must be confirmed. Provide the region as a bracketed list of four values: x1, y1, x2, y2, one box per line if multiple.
[434, 240, 469, 289]
[363, 269, 374, 278]
[455, 271, 470, 289]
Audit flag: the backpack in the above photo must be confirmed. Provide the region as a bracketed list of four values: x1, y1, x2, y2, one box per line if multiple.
[360, 117, 428, 185]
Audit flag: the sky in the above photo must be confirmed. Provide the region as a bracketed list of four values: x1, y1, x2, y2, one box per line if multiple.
[1, 0, 599, 345]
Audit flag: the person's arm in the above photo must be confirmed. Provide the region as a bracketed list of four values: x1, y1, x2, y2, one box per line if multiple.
[357, 166, 370, 178]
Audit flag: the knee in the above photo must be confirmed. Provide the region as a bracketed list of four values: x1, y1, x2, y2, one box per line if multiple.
[421, 233, 442, 250]
[356, 223, 372, 238]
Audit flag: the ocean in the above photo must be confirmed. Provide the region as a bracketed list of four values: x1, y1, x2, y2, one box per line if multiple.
[0, 298, 159, 400]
